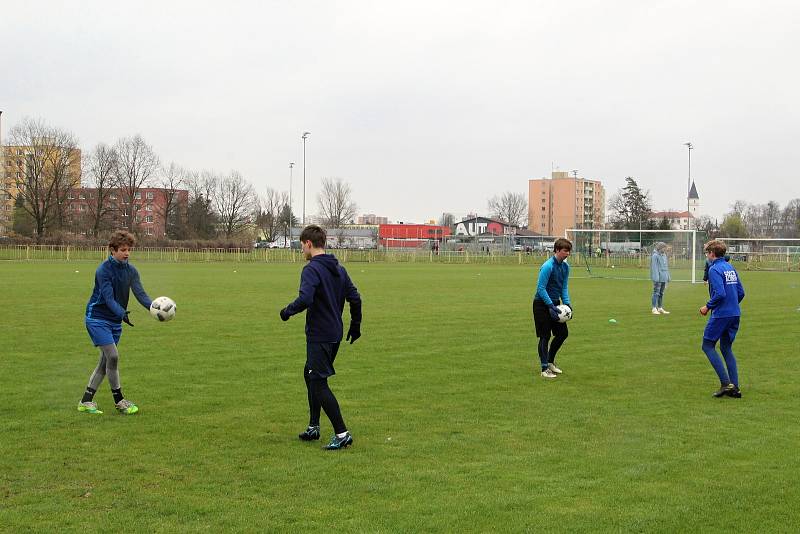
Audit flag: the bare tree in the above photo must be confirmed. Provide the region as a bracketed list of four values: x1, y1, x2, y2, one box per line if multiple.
[317, 177, 357, 228]
[255, 187, 287, 242]
[158, 162, 187, 239]
[2, 118, 81, 239]
[780, 199, 800, 238]
[215, 170, 257, 237]
[488, 192, 528, 227]
[83, 143, 118, 236]
[114, 135, 159, 233]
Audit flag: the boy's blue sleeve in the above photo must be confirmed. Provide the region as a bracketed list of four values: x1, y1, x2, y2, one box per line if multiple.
[284, 265, 319, 316]
[130, 266, 153, 309]
[535, 261, 553, 305]
[561, 263, 571, 305]
[737, 276, 745, 303]
[343, 269, 362, 324]
[706, 268, 726, 309]
[98, 266, 126, 320]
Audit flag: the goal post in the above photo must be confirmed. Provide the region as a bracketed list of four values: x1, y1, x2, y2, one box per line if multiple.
[565, 228, 705, 283]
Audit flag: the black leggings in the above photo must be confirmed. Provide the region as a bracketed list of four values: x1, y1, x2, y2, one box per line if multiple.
[304, 366, 347, 434]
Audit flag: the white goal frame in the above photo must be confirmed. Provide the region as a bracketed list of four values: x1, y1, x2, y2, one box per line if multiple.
[565, 228, 699, 283]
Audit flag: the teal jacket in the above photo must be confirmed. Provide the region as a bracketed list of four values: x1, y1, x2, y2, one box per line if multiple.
[534, 256, 571, 306]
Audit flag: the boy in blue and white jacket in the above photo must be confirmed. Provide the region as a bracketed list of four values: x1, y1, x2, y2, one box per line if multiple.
[78, 230, 153, 415]
[699, 240, 745, 398]
[649, 242, 671, 314]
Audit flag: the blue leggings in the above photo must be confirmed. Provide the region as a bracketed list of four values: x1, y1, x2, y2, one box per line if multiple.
[702, 336, 739, 386]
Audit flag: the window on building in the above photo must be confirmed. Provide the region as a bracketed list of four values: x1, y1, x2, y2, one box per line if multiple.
[541, 207, 546, 212]
[80, 205, 86, 211]
[68, 192, 74, 200]
[79, 193, 86, 200]
[145, 215, 153, 223]
[146, 192, 154, 199]
[110, 193, 117, 200]
[134, 192, 142, 199]
[146, 204, 153, 211]
[146, 227, 154, 236]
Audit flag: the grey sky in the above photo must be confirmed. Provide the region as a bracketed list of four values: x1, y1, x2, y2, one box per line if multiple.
[2, 0, 798, 224]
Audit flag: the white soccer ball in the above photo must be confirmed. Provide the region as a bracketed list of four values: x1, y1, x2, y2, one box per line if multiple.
[556, 304, 572, 323]
[150, 296, 177, 322]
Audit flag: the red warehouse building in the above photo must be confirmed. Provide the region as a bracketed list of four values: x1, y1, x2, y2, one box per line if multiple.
[378, 224, 452, 248]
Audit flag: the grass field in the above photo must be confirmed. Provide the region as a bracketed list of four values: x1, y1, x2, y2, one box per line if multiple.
[1, 260, 799, 532]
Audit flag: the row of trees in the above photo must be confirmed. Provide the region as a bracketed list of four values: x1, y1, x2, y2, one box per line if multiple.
[718, 199, 800, 238]
[3, 118, 362, 243]
[606, 177, 800, 239]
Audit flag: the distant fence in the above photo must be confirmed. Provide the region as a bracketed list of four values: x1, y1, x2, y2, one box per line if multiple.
[0, 245, 552, 265]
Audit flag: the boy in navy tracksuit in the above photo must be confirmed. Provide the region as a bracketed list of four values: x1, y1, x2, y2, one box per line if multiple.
[280, 225, 362, 450]
[533, 238, 573, 379]
[78, 230, 153, 415]
[700, 240, 745, 398]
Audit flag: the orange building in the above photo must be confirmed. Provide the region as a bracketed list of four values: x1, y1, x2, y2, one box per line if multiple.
[1, 143, 82, 235]
[528, 171, 605, 238]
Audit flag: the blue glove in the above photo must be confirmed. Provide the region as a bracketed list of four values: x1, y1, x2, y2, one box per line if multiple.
[549, 305, 560, 321]
[279, 308, 290, 321]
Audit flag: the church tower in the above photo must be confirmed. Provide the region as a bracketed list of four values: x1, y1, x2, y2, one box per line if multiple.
[688, 181, 700, 220]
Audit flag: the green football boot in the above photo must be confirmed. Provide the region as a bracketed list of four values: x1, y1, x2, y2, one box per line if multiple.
[77, 401, 103, 415]
[115, 399, 139, 415]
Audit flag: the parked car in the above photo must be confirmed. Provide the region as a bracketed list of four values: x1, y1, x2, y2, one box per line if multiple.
[512, 244, 524, 252]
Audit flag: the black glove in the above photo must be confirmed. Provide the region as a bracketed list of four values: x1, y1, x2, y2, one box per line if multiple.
[565, 303, 572, 312]
[548, 305, 560, 321]
[279, 308, 290, 321]
[122, 311, 134, 327]
[346, 323, 361, 344]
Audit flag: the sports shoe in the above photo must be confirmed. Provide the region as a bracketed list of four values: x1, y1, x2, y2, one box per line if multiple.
[712, 384, 735, 398]
[547, 363, 563, 374]
[77, 401, 103, 415]
[726, 385, 742, 398]
[299, 425, 321, 441]
[651, 307, 660, 315]
[658, 308, 670, 314]
[541, 369, 557, 379]
[115, 399, 139, 414]
[324, 432, 353, 450]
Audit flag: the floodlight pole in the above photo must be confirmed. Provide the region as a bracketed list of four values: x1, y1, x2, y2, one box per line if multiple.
[288, 162, 295, 243]
[302, 131, 310, 226]
[684, 142, 693, 230]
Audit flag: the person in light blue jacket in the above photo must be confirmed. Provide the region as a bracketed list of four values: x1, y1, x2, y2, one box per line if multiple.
[649, 242, 671, 314]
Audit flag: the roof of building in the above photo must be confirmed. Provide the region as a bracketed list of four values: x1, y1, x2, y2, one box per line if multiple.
[688, 181, 699, 199]
[651, 211, 692, 219]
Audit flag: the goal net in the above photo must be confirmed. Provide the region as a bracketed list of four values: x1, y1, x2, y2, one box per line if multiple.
[565, 229, 706, 283]
[712, 238, 800, 272]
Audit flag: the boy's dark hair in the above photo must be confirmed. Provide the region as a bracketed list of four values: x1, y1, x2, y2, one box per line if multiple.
[299, 225, 326, 248]
[704, 239, 727, 258]
[109, 230, 136, 251]
[553, 238, 572, 252]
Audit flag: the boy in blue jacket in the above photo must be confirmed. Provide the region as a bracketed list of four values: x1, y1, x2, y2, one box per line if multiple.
[78, 230, 153, 415]
[280, 225, 362, 450]
[700, 240, 745, 398]
[533, 238, 572, 379]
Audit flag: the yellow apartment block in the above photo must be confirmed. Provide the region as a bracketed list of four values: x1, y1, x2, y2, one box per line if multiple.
[528, 171, 605, 238]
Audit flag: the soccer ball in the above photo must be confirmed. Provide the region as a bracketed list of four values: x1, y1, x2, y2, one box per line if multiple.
[556, 304, 572, 323]
[150, 296, 176, 322]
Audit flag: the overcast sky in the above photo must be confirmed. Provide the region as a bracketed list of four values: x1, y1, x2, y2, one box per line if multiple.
[2, 0, 798, 223]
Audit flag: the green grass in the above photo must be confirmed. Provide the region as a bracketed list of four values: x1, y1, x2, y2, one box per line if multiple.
[1, 261, 799, 532]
